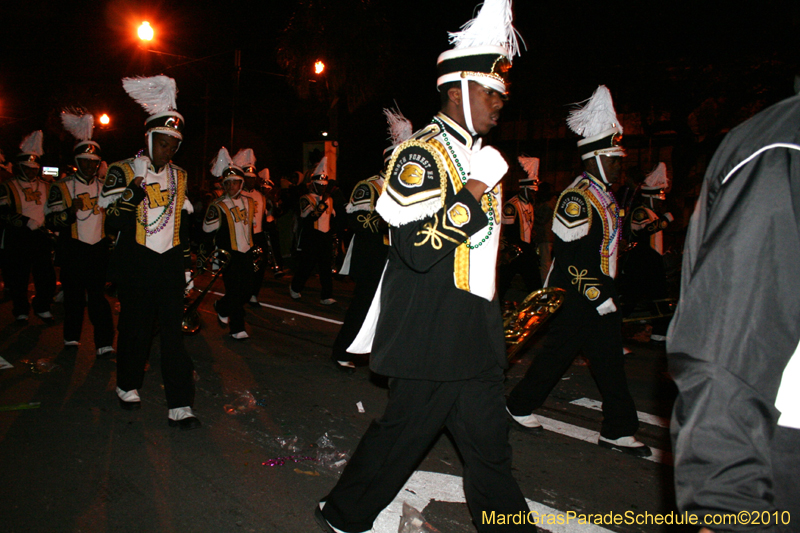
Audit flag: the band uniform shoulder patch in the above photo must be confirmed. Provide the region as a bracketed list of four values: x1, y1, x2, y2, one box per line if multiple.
[48, 185, 63, 205]
[555, 190, 589, 228]
[584, 286, 600, 300]
[104, 165, 127, 192]
[632, 207, 648, 222]
[447, 202, 470, 227]
[552, 189, 591, 242]
[352, 183, 370, 201]
[205, 204, 220, 224]
[385, 141, 442, 203]
[503, 203, 516, 217]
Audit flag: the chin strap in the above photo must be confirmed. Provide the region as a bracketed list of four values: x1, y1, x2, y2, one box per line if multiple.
[594, 155, 611, 186]
[460, 78, 477, 136]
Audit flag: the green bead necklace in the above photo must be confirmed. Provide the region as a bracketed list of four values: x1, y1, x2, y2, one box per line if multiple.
[438, 124, 494, 250]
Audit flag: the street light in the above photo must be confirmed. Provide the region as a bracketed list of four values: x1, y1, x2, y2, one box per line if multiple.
[99, 113, 110, 126]
[314, 60, 325, 75]
[138, 21, 154, 42]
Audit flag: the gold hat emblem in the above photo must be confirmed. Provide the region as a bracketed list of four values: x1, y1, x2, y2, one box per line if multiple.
[584, 287, 600, 300]
[398, 162, 425, 188]
[447, 203, 470, 227]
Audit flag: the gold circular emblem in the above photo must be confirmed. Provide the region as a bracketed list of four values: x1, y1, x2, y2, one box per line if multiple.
[448, 203, 470, 227]
[565, 201, 581, 217]
[398, 162, 425, 188]
[585, 287, 600, 301]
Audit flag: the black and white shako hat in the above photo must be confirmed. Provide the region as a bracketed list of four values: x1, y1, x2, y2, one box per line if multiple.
[567, 85, 626, 181]
[641, 162, 669, 200]
[122, 75, 185, 156]
[17, 130, 44, 170]
[436, 0, 522, 135]
[232, 149, 257, 177]
[517, 156, 539, 190]
[61, 110, 101, 161]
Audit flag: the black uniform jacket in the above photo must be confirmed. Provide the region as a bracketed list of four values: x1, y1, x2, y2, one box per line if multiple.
[370, 114, 507, 381]
[346, 175, 389, 282]
[668, 94, 800, 522]
[549, 174, 620, 314]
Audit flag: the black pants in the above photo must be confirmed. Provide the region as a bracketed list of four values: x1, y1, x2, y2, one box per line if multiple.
[264, 220, 284, 269]
[116, 281, 194, 409]
[218, 250, 254, 334]
[291, 229, 333, 300]
[619, 246, 670, 335]
[322, 366, 536, 533]
[506, 296, 639, 440]
[3, 229, 56, 317]
[61, 240, 114, 348]
[498, 248, 542, 301]
[250, 232, 268, 300]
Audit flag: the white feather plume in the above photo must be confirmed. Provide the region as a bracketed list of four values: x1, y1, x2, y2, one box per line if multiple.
[644, 162, 669, 189]
[567, 85, 622, 138]
[312, 157, 327, 177]
[518, 156, 539, 180]
[383, 107, 413, 146]
[210, 147, 233, 178]
[232, 148, 256, 169]
[19, 130, 44, 156]
[61, 110, 95, 142]
[122, 75, 178, 116]
[448, 0, 522, 60]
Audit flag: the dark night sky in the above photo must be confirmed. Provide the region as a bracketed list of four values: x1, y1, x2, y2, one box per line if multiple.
[1, 0, 798, 189]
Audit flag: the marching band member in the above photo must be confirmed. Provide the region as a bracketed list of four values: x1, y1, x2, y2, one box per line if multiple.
[328, 108, 408, 373]
[232, 148, 268, 307]
[45, 110, 114, 356]
[506, 86, 650, 456]
[289, 157, 336, 305]
[203, 147, 256, 340]
[259, 168, 288, 277]
[0, 131, 56, 322]
[315, 1, 535, 531]
[498, 155, 543, 301]
[99, 75, 200, 430]
[620, 162, 674, 341]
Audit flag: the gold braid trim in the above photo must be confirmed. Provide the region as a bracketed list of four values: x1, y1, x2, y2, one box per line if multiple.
[413, 213, 460, 250]
[582, 192, 611, 276]
[173, 167, 187, 247]
[428, 139, 477, 292]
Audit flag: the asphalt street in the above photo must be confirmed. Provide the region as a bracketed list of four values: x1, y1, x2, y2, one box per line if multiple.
[0, 270, 688, 533]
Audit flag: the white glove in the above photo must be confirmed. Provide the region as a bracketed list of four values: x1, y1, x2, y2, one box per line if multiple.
[596, 298, 617, 316]
[184, 271, 194, 296]
[663, 212, 674, 223]
[133, 156, 151, 178]
[470, 146, 508, 192]
[26, 218, 41, 231]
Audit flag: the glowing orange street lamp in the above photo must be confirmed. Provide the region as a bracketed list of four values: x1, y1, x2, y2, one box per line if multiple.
[314, 60, 325, 75]
[138, 21, 154, 42]
[99, 114, 110, 126]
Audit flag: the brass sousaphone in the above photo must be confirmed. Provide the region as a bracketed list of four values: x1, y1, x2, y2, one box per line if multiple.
[503, 287, 566, 359]
[182, 249, 231, 334]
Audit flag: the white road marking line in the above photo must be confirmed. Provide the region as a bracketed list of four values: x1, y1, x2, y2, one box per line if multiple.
[536, 415, 671, 465]
[209, 291, 343, 325]
[372, 471, 615, 533]
[569, 397, 670, 428]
